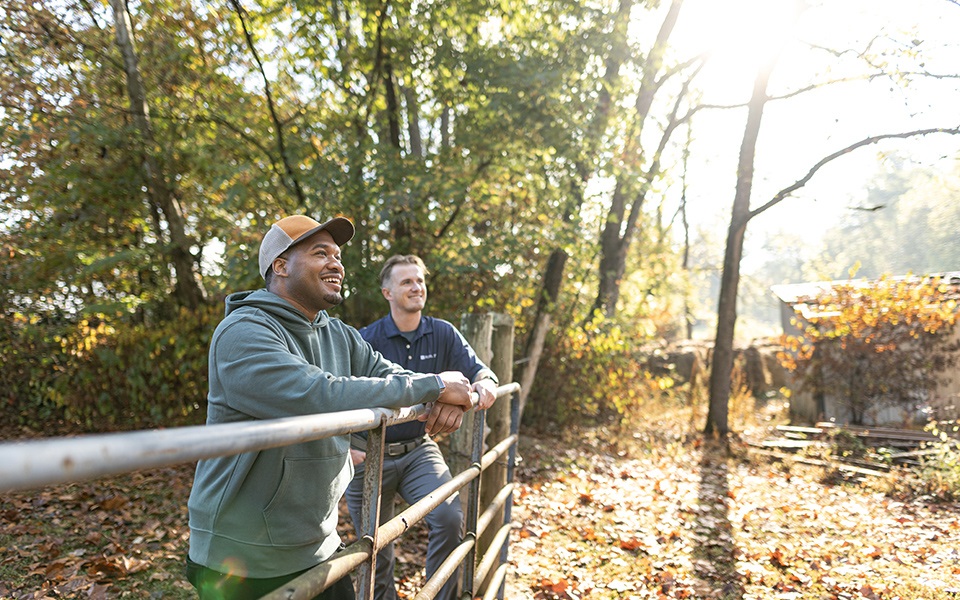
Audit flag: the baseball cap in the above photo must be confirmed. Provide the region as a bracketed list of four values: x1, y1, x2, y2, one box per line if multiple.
[258, 215, 355, 279]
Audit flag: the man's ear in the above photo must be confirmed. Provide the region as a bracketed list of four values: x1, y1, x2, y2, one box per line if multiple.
[381, 287, 391, 301]
[272, 257, 288, 278]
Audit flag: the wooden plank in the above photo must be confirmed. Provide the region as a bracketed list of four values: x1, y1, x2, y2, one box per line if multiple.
[887, 448, 943, 460]
[748, 448, 888, 477]
[776, 425, 824, 435]
[758, 439, 822, 449]
[844, 425, 938, 440]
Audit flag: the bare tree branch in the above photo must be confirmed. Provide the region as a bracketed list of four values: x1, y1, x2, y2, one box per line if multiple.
[805, 36, 880, 61]
[228, 0, 307, 209]
[747, 126, 960, 222]
[659, 51, 710, 83]
[433, 158, 494, 240]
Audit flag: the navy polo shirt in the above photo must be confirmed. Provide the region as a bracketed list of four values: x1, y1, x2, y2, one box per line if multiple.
[359, 315, 490, 442]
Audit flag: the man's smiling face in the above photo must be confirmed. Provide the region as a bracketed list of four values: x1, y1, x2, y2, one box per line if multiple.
[274, 229, 345, 316]
[383, 263, 427, 315]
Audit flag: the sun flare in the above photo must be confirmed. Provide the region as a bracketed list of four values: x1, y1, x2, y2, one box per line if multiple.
[674, 0, 805, 99]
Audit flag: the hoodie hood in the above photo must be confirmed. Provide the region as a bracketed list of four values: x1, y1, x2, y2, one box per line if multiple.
[225, 289, 329, 330]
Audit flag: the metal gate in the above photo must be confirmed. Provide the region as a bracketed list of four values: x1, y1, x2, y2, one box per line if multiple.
[0, 382, 521, 599]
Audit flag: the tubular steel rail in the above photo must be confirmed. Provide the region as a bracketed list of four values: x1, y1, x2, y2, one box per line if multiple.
[0, 382, 522, 600]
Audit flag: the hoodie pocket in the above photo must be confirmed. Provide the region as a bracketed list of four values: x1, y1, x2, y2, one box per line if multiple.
[263, 455, 346, 546]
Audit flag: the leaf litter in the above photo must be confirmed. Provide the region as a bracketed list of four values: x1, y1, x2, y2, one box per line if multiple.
[504, 426, 960, 599]
[2, 420, 959, 599]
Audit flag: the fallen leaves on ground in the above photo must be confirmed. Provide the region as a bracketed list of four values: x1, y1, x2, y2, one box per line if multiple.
[505, 427, 960, 599]
[3, 421, 960, 599]
[0, 461, 196, 598]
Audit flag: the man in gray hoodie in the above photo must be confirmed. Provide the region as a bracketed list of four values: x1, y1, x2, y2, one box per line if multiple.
[186, 215, 473, 600]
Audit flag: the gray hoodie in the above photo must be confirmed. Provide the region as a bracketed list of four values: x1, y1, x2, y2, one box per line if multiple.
[187, 289, 442, 578]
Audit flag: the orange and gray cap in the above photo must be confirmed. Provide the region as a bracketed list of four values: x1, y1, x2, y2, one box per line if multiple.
[258, 215, 355, 279]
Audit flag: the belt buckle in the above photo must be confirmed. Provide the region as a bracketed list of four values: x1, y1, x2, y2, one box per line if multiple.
[385, 442, 407, 457]
[386, 437, 423, 457]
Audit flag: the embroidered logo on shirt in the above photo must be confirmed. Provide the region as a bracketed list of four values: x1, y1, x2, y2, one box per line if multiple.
[420, 353, 437, 360]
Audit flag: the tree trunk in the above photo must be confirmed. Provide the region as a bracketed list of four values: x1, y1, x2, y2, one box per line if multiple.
[109, 0, 205, 309]
[402, 84, 422, 158]
[589, 0, 685, 319]
[704, 58, 776, 437]
[229, 0, 307, 208]
[515, 0, 634, 410]
[518, 248, 566, 415]
[680, 127, 693, 339]
[593, 181, 628, 318]
[381, 58, 412, 250]
[440, 105, 451, 148]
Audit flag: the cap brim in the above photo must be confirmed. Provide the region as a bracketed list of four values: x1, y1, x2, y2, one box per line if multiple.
[292, 217, 355, 248]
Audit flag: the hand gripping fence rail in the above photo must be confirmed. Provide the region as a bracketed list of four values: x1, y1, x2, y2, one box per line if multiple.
[0, 382, 522, 600]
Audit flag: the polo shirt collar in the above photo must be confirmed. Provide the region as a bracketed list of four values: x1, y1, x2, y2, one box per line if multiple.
[385, 314, 434, 341]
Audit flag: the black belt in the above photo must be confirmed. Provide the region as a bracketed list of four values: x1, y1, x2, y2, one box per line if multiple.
[351, 434, 428, 457]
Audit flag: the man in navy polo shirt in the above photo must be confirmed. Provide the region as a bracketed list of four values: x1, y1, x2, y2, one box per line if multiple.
[345, 255, 498, 600]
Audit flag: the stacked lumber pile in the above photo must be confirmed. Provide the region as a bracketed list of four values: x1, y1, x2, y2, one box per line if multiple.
[748, 422, 958, 477]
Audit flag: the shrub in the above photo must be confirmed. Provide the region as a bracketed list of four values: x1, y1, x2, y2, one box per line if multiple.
[778, 275, 960, 425]
[0, 313, 66, 427]
[523, 316, 681, 428]
[911, 420, 960, 501]
[0, 304, 219, 432]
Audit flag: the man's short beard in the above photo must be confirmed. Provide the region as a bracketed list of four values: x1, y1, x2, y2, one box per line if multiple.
[323, 291, 344, 307]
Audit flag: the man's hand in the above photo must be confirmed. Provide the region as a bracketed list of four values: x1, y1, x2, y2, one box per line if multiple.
[349, 448, 366, 466]
[436, 371, 472, 409]
[425, 402, 466, 435]
[473, 379, 498, 410]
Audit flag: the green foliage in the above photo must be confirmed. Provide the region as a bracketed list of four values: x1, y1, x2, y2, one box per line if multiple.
[914, 420, 960, 501]
[0, 305, 218, 431]
[814, 158, 960, 280]
[2, 0, 604, 423]
[524, 315, 680, 427]
[3, 0, 960, 433]
[880, 421, 960, 502]
[827, 428, 869, 461]
[0, 313, 65, 426]
[778, 275, 960, 424]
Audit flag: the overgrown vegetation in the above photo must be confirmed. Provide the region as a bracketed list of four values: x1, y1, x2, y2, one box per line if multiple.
[779, 273, 960, 425]
[0, 306, 219, 431]
[522, 318, 697, 430]
[910, 420, 960, 501]
[786, 419, 960, 503]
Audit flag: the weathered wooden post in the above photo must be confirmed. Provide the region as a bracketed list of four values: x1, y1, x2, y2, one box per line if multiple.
[479, 314, 514, 555]
[451, 312, 514, 598]
[449, 313, 494, 480]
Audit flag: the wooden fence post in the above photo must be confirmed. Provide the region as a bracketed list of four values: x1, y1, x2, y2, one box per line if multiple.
[449, 313, 493, 481]
[479, 314, 514, 558]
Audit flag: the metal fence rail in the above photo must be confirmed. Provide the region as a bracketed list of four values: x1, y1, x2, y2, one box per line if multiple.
[0, 404, 425, 493]
[0, 382, 522, 600]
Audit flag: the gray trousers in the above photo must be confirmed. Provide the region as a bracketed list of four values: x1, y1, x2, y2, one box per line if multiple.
[345, 439, 462, 600]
